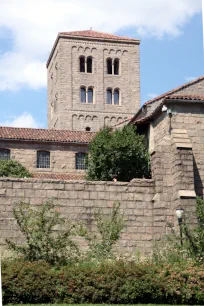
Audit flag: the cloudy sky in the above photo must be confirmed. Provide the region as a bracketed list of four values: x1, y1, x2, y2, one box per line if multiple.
[0, 0, 203, 128]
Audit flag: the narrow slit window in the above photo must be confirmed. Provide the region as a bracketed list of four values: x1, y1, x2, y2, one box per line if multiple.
[87, 57, 92, 73]
[37, 151, 50, 168]
[114, 58, 119, 75]
[107, 89, 112, 104]
[80, 87, 86, 103]
[88, 87, 93, 103]
[79, 56, 85, 72]
[114, 89, 119, 105]
[107, 58, 112, 74]
[0, 149, 10, 160]
[76, 152, 87, 170]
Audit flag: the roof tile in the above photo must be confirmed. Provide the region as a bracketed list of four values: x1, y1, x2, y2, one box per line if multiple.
[60, 30, 139, 42]
[0, 126, 95, 144]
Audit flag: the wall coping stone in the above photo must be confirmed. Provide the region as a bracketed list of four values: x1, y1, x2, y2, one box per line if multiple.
[0, 177, 154, 187]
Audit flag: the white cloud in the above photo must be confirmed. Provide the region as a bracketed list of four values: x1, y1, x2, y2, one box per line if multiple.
[0, 113, 41, 128]
[184, 76, 197, 82]
[0, 0, 201, 91]
[147, 93, 158, 99]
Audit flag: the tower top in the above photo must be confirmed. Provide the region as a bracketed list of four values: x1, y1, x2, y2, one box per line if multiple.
[47, 30, 140, 67]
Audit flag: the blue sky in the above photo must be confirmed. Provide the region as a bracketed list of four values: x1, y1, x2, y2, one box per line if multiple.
[0, 0, 203, 128]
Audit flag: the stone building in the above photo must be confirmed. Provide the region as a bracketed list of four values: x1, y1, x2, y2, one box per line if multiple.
[1, 30, 204, 253]
[47, 30, 141, 131]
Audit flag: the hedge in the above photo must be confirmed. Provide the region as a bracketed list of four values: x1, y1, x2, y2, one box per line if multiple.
[2, 260, 204, 304]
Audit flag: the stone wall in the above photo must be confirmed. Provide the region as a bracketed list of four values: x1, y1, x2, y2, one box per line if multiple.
[0, 178, 155, 254]
[0, 140, 88, 175]
[48, 36, 140, 131]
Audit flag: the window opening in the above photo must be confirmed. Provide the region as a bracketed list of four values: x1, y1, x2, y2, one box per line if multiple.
[79, 56, 85, 72]
[80, 87, 86, 103]
[0, 149, 10, 161]
[37, 151, 50, 168]
[76, 152, 87, 170]
[106, 89, 112, 104]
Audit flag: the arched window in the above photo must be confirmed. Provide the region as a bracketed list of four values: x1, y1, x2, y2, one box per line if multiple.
[80, 87, 86, 103]
[85, 127, 91, 131]
[88, 87, 93, 103]
[87, 56, 92, 73]
[106, 89, 112, 104]
[114, 58, 119, 75]
[76, 152, 87, 170]
[0, 149, 10, 160]
[114, 89, 120, 105]
[107, 58, 112, 74]
[37, 151, 50, 168]
[79, 56, 85, 72]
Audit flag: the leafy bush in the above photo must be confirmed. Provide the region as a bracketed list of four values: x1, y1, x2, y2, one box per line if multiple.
[2, 259, 204, 304]
[6, 200, 79, 266]
[87, 125, 150, 181]
[0, 159, 31, 178]
[2, 260, 56, 304]
[79, 201, 124, 260]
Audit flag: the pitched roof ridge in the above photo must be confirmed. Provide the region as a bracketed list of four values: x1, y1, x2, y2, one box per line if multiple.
[0, 126, 95, 135]
[145, 76, 204, 105]
[59, 29, 139, 41]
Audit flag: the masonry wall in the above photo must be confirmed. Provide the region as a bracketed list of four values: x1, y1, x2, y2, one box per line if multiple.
[48, 37, 140, 131]
[0, 178, 155, 254]
[170, 103, 204, 196]
[0, 140, 88, 176]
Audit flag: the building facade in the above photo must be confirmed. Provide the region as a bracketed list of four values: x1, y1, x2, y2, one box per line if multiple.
[47, 30, 141, 132]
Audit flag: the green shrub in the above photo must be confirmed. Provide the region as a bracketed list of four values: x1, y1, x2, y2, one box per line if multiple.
[6, 200, 79, 266]
[2, 259, 56, 304]
[2, 259, 204, 305]
[79, 201, 124, 260]
[87, 125, 150, 181]
[0, 160, 31, 178]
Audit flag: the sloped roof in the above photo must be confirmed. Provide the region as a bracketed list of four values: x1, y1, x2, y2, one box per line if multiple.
[32, 172, 85, 180]
[133, 93, 204, 125]
[130, 76, 204, 125]
[47, 30, 140, 67]
[59, 30, 139, 42]
[0, 126, 95, 144]
[144, 76, 204, 106]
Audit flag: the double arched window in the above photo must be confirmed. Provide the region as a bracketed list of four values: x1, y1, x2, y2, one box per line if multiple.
[107, 58, 120, 75]
[37, 150, 50, 168]
[0, 149, 10, 160]
[80, 86, 94, 104]
[106, 88, 120, 105]
[79, 56, 93, 73]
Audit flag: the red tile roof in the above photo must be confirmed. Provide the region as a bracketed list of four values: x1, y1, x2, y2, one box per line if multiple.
[32, 172, 85, 180]
[47, 30, 140, 67]
[0, 127, 95, 144]
[145, 76, 204, 105]
[60, 30, 139, 42]
[165, 94, 204, 101]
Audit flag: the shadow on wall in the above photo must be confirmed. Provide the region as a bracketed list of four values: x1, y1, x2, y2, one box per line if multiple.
[193, 156, 203, 197]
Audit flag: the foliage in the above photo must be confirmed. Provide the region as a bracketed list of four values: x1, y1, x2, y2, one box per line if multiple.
[2, 260, 56, 304]
[79, 201, 124, 260]
[181, 197, 204, 263]
[0, 159, 31, 178]
[87, 125, 150, 181]
[2, 259, 204, 305]
[6, 200, 79, 266]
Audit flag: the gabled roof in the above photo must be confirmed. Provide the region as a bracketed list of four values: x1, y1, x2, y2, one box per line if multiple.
[59, 30, 139, 42]
[0, 126, 95, 144]
[144, 76, 204, 106]
[47, 30, 140, 67]
[130, 76, 204, 125]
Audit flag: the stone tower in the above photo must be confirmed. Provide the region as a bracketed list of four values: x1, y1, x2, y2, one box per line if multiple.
[47, 30, 140, 132]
